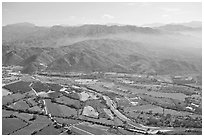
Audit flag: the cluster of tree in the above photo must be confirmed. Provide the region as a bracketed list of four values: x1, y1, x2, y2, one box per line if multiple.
[130, 111, 202, 128]
[157, 129, 202, 135]
[141, 95, 200, 114]
[159, 85, 199, 96]
[3, 106, 45, 116]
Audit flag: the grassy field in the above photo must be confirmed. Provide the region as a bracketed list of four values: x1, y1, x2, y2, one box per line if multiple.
[139, 94, 176, 107]
[116, 98, 131, 107]
[2, 118, 28, 135]
[32, 81, 64, 93]
[3, 93, 26, 105]
[124, 104, 158, 112]
[117, 85, 150, 94]
[28, 106, 42, 113]
[58, 105, 78, 117]
[145, 92, 187, 101]
[48, 91, 62, 98]
[88, 123, 110, 131]
[32, 82, 50, 92]
[3, 81, 31, 94]
[159, 85, 198, 95]
[35, 124, 62, 135]
[45, 99, 62, 116]
[32, 115, 52, 124]
[10, 100, 30, 110]
[113, 117, 123, 126]
[75, 124, 108, 135]
[56, 96, 81, 109]
[13, 112, 33, 122]
[35, 75, 74, 85]
[12, 123, 49, 135]
[2, 110, 14, 117]
[47, 83, 62, 92]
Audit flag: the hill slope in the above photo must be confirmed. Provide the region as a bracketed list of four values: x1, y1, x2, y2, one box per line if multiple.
[2, 23, 202, 75]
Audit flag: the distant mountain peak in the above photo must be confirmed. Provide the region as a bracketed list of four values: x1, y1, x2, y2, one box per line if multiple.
[142, 21, 202, 28]
[5, 22, 35, 27]
[142, 23, 165, 27]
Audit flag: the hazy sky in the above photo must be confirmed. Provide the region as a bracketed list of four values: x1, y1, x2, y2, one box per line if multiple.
[2, 2, 202, 26]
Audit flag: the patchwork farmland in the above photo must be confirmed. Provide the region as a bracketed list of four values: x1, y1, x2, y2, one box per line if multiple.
[2, 66, 202, 135]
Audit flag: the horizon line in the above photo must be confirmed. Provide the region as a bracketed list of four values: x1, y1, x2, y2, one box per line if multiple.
[2, 20, 202, 27]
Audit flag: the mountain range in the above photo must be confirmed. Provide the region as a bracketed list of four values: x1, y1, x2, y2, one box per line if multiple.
[142, 21, 202, 28]
[2, 21, 202, 75]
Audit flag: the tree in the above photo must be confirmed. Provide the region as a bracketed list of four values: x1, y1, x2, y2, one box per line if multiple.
[162, 108, 165, 115]
[148, 110, 153, 115]
[123, 121, 127, 125]
[166, 114, 171, 119]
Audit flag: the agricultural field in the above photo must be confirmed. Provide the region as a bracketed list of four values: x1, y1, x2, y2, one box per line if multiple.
[55, 96, 82, 109]
[3, 81, 32, 94]
[2, 93, 26, 105]
[35, 124, 63, 135]
[2, 69, 202, 135]
[58, 105, 78, 117]
[13, 112, 34, 122]
[73, 123, 108, 135]
[2, 4, 203, 134]
[145, 92, 187, 101]
[2, 118, 28, 135]
[158, 85, 200, 95]
[2, 110, 14, 117]
[9, 100, 30, 110]
[12, 122, 49, 135]
[45, 99, 62, 116]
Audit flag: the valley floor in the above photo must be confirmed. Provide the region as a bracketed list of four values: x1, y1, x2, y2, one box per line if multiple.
[2, 66, 202, 135]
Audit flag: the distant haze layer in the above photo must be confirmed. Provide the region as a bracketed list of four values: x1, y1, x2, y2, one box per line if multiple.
[2, 22, 202, 75]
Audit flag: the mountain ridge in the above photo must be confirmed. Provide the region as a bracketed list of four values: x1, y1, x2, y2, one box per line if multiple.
[2, 22, 202, 75]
